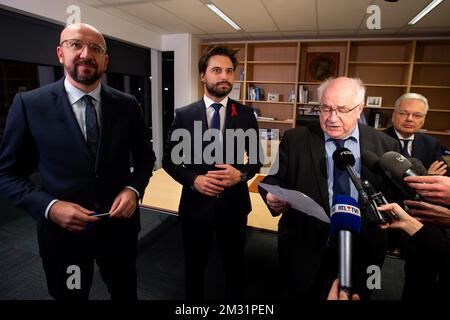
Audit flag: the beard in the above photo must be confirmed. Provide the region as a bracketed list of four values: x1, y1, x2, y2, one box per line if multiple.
[67, 59, 103, 85]
[205, 80, 232, 99]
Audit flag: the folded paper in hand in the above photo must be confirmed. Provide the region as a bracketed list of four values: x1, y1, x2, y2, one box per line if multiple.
[259, 183, 330, 223]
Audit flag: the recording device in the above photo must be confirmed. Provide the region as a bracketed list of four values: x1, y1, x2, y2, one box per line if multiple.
[378, 151, 423, 200]
[330, 195, 361, 298]
[333, 148, 381, 223]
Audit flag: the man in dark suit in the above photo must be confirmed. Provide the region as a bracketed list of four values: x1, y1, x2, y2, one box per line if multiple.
[384, 93, 448, 176]
[0, 23, 155, 300]
[163, 45, 262, 300]
[259, 77, 400, 299]
[384, 93, 449, 299]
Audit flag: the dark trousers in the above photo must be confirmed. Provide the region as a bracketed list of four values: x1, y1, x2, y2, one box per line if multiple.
[180, 200, 247, 300]
[38, 218, 138, 300]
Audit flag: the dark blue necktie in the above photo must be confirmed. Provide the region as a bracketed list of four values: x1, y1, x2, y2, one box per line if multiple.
[210, 103, 222, 158]
[211, 103, 221, 130]
[83, 95, 99, 160]
[400, 139, 411, 157]
[333, 139, 350, 198]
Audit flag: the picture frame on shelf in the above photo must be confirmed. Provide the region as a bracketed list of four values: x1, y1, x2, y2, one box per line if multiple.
[267, 93, 280, 102]
[305, 52, 339, 82]
[366, 96, 382, 108]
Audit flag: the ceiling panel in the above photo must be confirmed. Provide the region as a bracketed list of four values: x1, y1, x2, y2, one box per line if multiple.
[262, 0, 316, 31]
[120, 2, 204, 33]
[318, 0, 371, 30]
[408, 0, 450, 28]
[155, 0, 237, 33]
[212, 0, 278, 32]
[370, 0, 430, 29]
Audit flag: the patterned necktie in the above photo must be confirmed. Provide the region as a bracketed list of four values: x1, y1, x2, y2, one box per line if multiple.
[83, 95, 99, 160]
[400, 139, 411, 157]
[333, 139, 350, 199]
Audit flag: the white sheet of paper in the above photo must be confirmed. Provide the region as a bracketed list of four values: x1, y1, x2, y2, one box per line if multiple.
[259, 183, 330, 223]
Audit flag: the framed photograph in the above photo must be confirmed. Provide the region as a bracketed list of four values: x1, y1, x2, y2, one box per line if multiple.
[305, 52, 339, 82]
[366, 96, 382, 108]
[267, 92, 280, 102]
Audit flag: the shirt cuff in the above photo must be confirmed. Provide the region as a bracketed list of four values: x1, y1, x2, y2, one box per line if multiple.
[125, 186, 140, 199]
[44, 199, 59, 219]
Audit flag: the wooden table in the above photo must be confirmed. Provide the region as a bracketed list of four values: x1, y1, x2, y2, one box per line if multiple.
[141, 169, 280, 232]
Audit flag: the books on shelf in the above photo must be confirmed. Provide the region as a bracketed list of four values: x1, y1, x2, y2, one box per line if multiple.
[248, 85, 264, 101]
[368, 110, 383, 129]
[298, 85, 309, 104]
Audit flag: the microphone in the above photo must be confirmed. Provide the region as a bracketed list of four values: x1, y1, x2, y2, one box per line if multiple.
[379, 151, 420, 178]
[408, 157, 428, 176]
[330, 195, 361, 298]
[332, 147, 372, 211]
[362, 151, 421, 201]
[378, 151, 423, 200]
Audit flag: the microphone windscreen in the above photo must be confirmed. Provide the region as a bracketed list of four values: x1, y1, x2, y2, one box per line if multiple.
[332, 147, 356, 170]
[330, 195, 361, 236]
[409, 158, 428, 176]
[379, 151, 412, 179]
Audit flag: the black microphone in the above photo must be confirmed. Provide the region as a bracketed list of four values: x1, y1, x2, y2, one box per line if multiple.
[330, 195, 361, 298]
[408, 157, 428, 176]
[362, 151, 421, 201]
[379, 151, 424, 200]
[379, 151, 420, 178]
[332, 147, 372, 209]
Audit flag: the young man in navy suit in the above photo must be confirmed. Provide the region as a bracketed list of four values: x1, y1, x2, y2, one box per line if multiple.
[163, 45, 262, 299]
[0, 23, 155, 300]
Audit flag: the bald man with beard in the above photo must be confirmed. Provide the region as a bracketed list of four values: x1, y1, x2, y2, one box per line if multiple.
[0, 24, 155, 300]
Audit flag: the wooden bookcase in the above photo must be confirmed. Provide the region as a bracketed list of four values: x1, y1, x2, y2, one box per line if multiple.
[200, 38, 450, 149]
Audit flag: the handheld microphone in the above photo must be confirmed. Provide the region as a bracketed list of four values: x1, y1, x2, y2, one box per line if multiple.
[331, 195, 361, 298]
[362, 151, 421, 201]
[378, 151, 423, 200]
[332, 147, 372, 211]
[408, 158, 428, 176]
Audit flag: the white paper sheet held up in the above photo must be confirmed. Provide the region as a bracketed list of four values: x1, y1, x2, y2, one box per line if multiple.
[259, 183, 330, 223]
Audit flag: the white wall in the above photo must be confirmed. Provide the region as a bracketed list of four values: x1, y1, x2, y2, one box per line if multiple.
[162, 33, 200, 109]
[0, 0, 161, 50]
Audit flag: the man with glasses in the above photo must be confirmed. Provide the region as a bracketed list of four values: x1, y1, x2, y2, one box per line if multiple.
[384, 93, 448, 176]
[259, 77, 399, 299]
[0, 23, 155, 299]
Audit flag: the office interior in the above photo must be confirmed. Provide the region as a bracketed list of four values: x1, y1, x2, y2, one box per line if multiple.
[0, 0, 449, 300]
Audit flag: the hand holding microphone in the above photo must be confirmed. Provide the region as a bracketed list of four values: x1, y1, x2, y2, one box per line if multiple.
[330, 195, 361, 299]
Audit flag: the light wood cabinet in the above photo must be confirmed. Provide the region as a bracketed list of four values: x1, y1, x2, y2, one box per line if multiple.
[200, 38, 450, 149]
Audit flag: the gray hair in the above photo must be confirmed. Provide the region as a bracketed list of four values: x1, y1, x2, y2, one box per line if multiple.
[317, 77, 366, 106]
[394, 93, 429, 113]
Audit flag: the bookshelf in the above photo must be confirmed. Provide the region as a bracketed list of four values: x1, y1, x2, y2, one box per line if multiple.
[200, 38, 450, 149]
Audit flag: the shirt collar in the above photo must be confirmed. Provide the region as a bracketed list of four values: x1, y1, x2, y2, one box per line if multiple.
[394, 128, 414, 141]
[324, 124, 360, 143]
[203, 95, 228, 110]
[64, 77, 102, 105]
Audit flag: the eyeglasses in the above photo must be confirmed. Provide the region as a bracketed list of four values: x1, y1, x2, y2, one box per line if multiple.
[395, 110, 426, 120]
[60, 39, 107, 56]
[318, 104, 361, 115]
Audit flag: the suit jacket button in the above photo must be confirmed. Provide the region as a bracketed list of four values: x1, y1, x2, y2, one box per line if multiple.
[95, 174, 100, 179]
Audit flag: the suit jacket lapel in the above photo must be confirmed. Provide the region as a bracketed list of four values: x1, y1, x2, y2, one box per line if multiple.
[97, 86, 114, 171]
[52, 79, 91, 160]
[309, 124, 330, 213]
[359, 124, 375, 180]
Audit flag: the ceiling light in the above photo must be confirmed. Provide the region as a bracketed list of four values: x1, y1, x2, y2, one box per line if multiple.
[206, 3, 241, 31]
[408, 0, 443, 25]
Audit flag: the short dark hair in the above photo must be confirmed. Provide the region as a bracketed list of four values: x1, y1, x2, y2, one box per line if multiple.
[198, 45, 238, 75]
